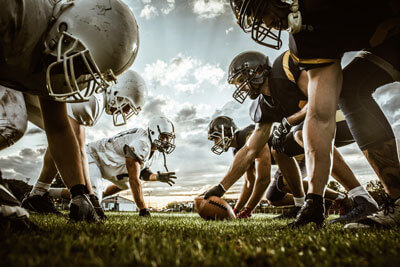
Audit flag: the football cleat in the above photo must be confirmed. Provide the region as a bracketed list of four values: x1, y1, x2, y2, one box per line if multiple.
[69, 194, 100, 223]
[273, 206, 301, 220]
[288, 198, 325, 228]
[329, 196, 378, 224]
[21, 192, 61, 215]
[344, 195, 400, 229]
[89, 194, 107, 220]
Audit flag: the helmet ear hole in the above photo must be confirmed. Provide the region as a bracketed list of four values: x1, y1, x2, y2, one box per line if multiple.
[58, 22, 68, 32]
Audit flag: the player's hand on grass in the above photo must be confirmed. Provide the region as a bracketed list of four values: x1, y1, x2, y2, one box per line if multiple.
[237, 207, 253, 219]
[139, 208, 151, 217]
[157, 171, 177, 186]
[271, 118, 292, 153]
[203, 184, 226, 199]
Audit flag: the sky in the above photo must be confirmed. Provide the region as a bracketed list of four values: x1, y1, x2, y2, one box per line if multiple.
[0, 0, 399, 208]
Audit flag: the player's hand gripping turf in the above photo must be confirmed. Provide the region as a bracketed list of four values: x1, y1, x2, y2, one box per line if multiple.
[203, 184, 226, 199]
[139, 208, 151, 217]
[237, 207, 253, 219]
[271, 117, 292, 153]
[157, 171, 177, 186]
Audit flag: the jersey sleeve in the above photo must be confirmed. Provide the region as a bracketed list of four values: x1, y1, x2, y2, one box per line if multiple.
[249, 95, 284, 123]
[123, 140, 151, 163]
[67, 93, 105, 126]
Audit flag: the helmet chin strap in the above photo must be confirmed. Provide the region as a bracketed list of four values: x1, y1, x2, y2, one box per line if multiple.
[282, 0, 302, 34]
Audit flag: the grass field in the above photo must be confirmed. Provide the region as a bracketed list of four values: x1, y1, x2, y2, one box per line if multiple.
[1, 212, 400, 267]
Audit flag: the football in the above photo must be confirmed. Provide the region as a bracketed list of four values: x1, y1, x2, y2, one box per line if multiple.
[194, 196, 236, 220]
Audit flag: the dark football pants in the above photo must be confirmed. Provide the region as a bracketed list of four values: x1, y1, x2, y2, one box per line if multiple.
[339, 35, 400, 150]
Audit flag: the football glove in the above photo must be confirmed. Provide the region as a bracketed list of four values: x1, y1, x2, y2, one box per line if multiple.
[203, 184, 226, 199]
[139, 208, 151, 217]
[271, 117, 292, 153]
[157, 171, 177, 186]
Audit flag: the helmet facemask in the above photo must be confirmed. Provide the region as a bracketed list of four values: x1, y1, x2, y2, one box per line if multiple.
[45, 31, 116, 103]
[231, 0, 300, 50]
[208, 125, 235, 155]
[229, 66, 267, 104]
[154, 131, 176, 154]
[106, 93, 140, 126]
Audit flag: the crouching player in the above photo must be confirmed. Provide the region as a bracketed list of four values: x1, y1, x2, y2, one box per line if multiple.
[84, 116, 177, 216]
[207, 116, 271, 218]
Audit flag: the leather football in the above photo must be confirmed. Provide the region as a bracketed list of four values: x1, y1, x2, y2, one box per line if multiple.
[194, 196, 236, 220]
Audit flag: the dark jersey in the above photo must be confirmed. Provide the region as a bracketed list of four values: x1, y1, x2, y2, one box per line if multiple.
[232, 124, 255, 156]
[249, 50, 307, 123]
[289, 0, 395, 69]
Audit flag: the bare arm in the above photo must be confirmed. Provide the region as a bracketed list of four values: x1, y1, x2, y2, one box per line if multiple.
[234, 166, 256, 212]
[286, 103, 308, 126]
[126, 157, 146, 210]
[220, 122, 272, 190]
[245, 143, 271, 210]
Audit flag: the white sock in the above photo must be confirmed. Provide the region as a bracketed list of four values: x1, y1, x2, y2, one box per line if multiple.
[335, 192, 346, 200]
[348, 185, 378, 208]
[49, 188, 64, 199]
[294, 196, 305, 207]
[30, 182, 50, 197]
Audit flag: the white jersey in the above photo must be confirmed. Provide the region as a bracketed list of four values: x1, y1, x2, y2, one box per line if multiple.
[87, 128, 153, 186]
[67, 93, 105, 126]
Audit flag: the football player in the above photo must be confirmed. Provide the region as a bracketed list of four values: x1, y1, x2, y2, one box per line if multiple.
[229, 0, 400, 228]
[21, 70, 148, 219]
[204, 50, 378, 225]
[0, 0, 139, 221]
[83, 116, 177, 216]
[207, 116, 271, 219]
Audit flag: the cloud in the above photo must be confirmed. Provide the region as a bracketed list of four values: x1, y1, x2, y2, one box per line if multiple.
[193, 0, 227, 19]
[143, 54, 226, 95]
[140, 4, 159, 20]
[0, 147, 46, 181]
[161, 0, 175, 14]
[225, 27, 233, 35]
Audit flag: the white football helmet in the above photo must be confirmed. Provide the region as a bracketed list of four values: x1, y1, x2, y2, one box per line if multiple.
[147, 116, 176, 154]
[105, 70, 148, 126]
[44, 0, 140, 103]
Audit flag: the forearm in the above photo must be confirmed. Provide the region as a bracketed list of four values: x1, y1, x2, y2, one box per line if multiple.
[220, 123, 272, 190]
[246, 177, 269, 210]
[286, 104, 308, 126]
[129, 179, 146, 210]
[235, 179, 254, 211]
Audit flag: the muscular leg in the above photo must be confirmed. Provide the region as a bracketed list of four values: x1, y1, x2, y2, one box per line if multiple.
[68, 117, 94, 194]
[272, 149, 304, 198]
[39, 97, 85, 188]
[304, 62, 342, 196]
[339, 43, 400, 200]
[363, 140, 400, 198]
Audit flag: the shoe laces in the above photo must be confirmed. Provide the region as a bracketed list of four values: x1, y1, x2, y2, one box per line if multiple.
[379, 193, 396, 216]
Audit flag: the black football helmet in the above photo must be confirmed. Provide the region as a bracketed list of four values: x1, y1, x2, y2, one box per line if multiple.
[230, 0, 302, 50]
[208, 116, 238, 155]
[228, 51, 271, 103]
